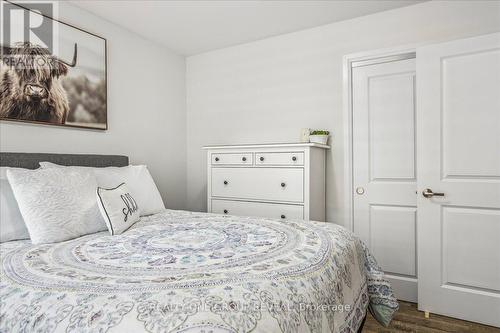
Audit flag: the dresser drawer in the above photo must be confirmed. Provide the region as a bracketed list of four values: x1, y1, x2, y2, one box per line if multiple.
[212, 199, 304, 220]
[255, 152, 304, 166]
[211, 168, 304, 202]
[211, 153, 253, 165]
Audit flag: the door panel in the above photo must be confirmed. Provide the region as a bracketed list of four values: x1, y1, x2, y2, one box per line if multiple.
[417, 32, 500, 327]
[442, 207, 500, 292]
[370, 205, 416, 277]
[442, 50, 500, 178]
[369, 73, 416, 180]
[352, 57, 417, 302]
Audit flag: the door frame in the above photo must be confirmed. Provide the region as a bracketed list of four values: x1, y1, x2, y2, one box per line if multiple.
[342, 44, 419, 232]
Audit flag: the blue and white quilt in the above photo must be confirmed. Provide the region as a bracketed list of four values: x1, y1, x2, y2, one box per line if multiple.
[0, 210, 398, 332]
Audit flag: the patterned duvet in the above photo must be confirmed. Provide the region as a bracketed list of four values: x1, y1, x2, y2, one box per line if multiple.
[0, 210, 398, 333]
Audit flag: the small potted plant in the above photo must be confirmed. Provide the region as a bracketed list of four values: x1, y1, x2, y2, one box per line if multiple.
[309, 130, 330, 145]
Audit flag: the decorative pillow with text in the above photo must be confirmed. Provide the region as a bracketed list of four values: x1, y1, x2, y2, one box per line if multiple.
[96, 183, 141, 235]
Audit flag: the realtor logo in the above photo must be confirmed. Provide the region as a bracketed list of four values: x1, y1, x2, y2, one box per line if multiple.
[1, 1, 58, 53]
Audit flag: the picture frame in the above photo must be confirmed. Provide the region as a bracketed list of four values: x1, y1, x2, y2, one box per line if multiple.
[0, 1, 108, 130]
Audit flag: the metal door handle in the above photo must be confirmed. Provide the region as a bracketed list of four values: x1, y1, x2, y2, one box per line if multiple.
[422, 188, 445, 198]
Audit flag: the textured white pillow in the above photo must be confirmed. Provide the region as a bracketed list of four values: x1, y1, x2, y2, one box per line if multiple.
[6, 167, 106, 244]
[97, 183, 141, 235]
[0, 167, 30, 242]
[39, 162, 165, 216]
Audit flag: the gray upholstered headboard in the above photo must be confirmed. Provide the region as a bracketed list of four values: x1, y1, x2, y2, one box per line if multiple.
[0, 152, 129, 169]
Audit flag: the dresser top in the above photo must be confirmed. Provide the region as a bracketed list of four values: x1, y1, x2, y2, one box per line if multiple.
[203, 142, 330, 150]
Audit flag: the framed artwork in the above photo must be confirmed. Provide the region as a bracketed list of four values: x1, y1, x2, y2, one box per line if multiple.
[0, 1, 107, 130]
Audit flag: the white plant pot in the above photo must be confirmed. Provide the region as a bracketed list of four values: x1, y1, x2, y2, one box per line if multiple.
[309, 135, 329, 145]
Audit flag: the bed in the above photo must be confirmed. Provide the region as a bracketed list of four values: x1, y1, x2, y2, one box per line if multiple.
[0, 153, 398, 333]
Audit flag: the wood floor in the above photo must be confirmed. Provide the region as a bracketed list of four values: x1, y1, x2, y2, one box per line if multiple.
[362, 301, 500, 333]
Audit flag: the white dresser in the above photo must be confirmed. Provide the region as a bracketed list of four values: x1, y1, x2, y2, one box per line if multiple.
[204, 143, 329, 221]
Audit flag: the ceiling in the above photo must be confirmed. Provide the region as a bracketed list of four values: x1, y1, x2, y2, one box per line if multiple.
[71, 1, 424, 56]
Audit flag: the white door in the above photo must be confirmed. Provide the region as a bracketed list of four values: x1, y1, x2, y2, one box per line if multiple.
[417, 32, 500, 327]
[352, 57, 418, 302]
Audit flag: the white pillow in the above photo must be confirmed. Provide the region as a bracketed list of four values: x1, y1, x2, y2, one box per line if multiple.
[6, 167, 106, 244]
[97, 183, 141, 235]
[39, 162, 165, 216]
[0, 167, 30, 242]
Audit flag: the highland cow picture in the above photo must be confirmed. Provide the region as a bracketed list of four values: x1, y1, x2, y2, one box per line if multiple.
[0, 2, 107, 130]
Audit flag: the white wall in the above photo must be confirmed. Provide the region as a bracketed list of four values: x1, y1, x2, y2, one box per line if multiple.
[0, 2, 187, 209]
[186, 0, 500, 226]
